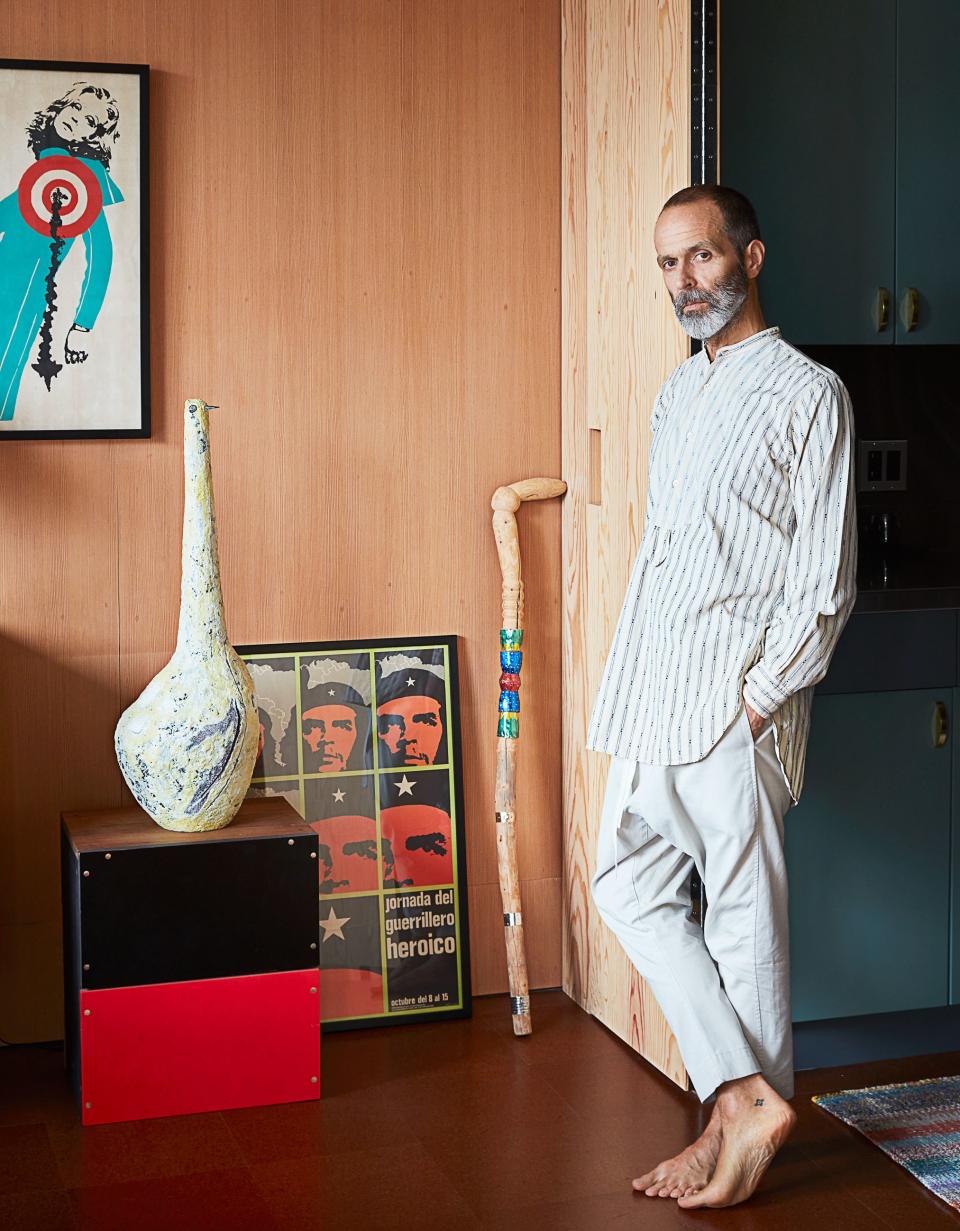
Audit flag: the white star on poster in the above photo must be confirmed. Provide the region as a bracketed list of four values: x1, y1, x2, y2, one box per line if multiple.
[332, 788, 346, 802]
[395, 774, 416, 796]
[320, 906, 350, 942]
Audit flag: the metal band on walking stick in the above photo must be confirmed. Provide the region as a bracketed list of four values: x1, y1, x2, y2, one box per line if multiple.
[491, 477, 567, 1036]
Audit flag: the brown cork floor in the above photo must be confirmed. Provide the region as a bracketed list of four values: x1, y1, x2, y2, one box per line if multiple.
[1, 989, 959, 1230]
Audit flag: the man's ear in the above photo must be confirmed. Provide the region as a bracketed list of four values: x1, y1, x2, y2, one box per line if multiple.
[745, 237, 765, 280]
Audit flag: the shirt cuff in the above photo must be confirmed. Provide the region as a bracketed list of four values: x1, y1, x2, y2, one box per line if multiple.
[742, 661, 789, 720]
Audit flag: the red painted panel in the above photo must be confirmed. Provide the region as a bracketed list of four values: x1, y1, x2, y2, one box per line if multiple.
[79, 968, 320, 1125]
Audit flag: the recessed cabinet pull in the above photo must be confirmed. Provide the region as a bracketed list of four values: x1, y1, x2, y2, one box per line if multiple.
[933, 700, 948, 748]
[901, 286, 920, 333]
[876, 286, 890, 332]
[589, 427, 602, 506]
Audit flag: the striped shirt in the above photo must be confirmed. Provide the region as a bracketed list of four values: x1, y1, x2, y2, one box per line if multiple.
[585, 325, 858, 806]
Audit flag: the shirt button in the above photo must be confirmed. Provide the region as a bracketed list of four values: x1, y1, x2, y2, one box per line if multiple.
[672, 478, 679, 487]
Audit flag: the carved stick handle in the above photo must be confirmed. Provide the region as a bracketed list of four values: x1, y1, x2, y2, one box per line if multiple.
[490, 477, 567, 1036]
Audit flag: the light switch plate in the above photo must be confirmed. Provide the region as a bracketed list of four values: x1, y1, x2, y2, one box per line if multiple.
[857, 439, 907, 491]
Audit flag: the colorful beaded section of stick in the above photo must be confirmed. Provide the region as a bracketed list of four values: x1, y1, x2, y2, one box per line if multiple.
[497, 628, 523, 738]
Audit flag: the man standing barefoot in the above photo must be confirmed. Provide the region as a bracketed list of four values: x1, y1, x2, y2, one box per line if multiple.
[586, 184, 857, 1207]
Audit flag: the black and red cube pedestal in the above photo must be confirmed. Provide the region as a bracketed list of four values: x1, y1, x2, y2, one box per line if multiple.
[60, 797, 320, 1126]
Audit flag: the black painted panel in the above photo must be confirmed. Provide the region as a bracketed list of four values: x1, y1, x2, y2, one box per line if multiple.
[74, 833, 319, 990]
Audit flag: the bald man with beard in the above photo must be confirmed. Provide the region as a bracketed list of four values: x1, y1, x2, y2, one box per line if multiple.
[587, 184, 857, 1208]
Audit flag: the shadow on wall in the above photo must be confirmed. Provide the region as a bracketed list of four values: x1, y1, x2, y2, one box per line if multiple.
[0, 632, 124, 1043]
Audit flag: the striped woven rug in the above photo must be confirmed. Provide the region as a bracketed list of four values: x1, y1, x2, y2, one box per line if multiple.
[812, 1074, 960, 1210]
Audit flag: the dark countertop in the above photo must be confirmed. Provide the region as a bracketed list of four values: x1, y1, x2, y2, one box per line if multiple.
[853, 549, 960, 613]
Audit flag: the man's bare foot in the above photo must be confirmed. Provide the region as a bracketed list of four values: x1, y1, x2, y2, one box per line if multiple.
[676, 1073, 796, 1209]
[631, 1100, 723, 1199]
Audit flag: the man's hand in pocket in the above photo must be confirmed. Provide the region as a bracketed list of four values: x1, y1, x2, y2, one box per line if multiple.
[744, 698, 767, 740]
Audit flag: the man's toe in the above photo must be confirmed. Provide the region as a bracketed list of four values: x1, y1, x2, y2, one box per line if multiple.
[678, 1184, 715, 1209]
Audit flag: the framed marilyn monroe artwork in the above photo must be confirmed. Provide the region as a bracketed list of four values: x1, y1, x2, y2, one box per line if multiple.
[0, 58, 149, 439]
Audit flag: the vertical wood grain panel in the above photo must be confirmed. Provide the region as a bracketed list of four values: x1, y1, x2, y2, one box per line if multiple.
[0, 0, 561, 1042]
[0, 445, 121, 1040]
[561, 0, 691, 1088]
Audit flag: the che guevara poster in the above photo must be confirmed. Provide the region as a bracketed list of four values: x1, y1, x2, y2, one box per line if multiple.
[0, 58, 149, 439]
[237, 635, 472, 1032]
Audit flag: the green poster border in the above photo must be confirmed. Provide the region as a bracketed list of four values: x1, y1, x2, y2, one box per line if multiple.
[236, 634, 472, 1032]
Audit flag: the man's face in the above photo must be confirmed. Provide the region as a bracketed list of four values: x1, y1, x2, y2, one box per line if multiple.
[302, 704, 357, 771]
[309, 816, 378, 893]
[379, 803, 452, 886]
[376, 696, 443, 765]
[654, 202, 757, 340]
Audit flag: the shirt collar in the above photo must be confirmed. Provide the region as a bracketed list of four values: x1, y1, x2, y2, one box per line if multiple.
[700, 325, 781, 366]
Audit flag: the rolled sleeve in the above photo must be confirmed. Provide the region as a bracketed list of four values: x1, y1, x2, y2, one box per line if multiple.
[742, 375, 858, 719]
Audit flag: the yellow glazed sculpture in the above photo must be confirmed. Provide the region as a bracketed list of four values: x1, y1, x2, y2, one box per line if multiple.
[114, 399, 259, 831]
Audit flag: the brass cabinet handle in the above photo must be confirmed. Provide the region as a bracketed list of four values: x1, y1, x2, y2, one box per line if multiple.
[876, 286, 890, 331]
[901, 286, 919, 332]
[933, 700, 948, 748]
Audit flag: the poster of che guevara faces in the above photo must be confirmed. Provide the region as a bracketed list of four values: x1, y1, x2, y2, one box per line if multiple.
[237, 635, 471, 1031]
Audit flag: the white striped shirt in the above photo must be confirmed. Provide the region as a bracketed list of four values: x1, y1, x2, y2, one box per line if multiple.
[585, 325, 858, 806]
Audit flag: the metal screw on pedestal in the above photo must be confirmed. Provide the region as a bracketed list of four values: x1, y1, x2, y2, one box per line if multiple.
[104, 853, 112, 860]
[310, 851, 317, 859]
[82, 870, 90, 878]
[287, 839, 295, 846]
[83, 1009, 91, 1016]
[310, 1076, 318, 1084]
[85, 1102, 92, 1109]
[83, 963, 90, 972]
[309, 986, 317, 994]
[310, 942, 317, 950]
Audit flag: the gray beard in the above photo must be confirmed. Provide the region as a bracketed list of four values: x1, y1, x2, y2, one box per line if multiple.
[673, 264, 749, 340]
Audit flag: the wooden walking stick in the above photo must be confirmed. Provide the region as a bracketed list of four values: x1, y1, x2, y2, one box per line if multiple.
[491, 477, 567, 1035]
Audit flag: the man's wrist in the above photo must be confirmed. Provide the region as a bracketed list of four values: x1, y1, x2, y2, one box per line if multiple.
[742, 677, 778, 721]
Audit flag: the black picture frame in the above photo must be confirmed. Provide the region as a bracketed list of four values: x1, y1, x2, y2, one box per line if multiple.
[0, 57, 150, 440]
[235, 634, 472, 1032]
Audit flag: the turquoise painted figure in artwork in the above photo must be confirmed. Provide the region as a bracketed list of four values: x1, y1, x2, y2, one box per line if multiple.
[0, 81, 124, 420]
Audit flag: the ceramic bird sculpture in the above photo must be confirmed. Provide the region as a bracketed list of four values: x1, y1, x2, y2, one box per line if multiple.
[114, 398, 259, 832]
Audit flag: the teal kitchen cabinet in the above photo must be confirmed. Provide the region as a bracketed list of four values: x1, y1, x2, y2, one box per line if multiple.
[786, 688, 952, 1022]
[894, 0, 960, 344]
[720, 0, 960, 347]
[720, 0, 896, 347]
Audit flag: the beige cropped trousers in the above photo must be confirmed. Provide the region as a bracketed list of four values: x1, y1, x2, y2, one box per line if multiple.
[591, 701, 795, 1103]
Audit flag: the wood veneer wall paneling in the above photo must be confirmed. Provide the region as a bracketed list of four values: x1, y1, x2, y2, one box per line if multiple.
[561, 0, 692, 1088]
[0, 0, 561, 1043]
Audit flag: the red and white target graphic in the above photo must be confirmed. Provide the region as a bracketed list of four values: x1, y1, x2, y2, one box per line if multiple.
[17, 156, 103, 238]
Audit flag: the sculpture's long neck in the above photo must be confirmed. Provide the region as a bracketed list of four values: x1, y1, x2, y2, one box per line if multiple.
[175, 402, 228, 656]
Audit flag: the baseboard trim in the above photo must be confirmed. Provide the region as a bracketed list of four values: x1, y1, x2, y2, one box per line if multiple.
[794, 1004, 960, 1070]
